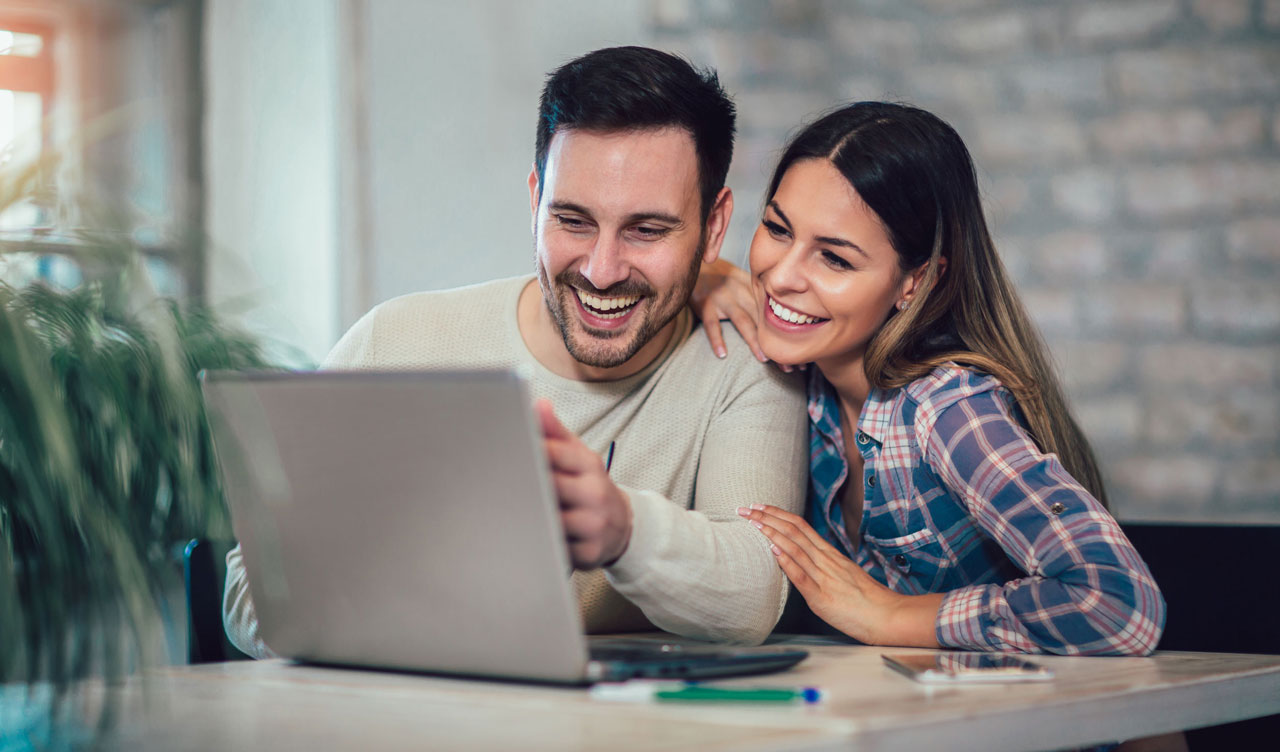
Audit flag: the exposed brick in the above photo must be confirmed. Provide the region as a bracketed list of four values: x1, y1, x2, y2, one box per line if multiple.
[769, 0, 825, 29]
[1113, 46, 1280, 101]
[830, 16, 922, 67]
[1143, 393, 1218, 448]
[902, 65, 1003, 112]
[652, 0, 693, 28]
[835, 76, 890, 101]
[1036, 231, 1110, 279]
[703, 31, 827, 84]
[983, 176, 1033, 228]
[972, 115, 1088, 167]
[1091, 108, 1266, 157]
[1226, 217, 1280, 269]
[1008, 58, 1108, 108]
[1079, 283, 1187, 334]
[1268, 0, 1280, 28]
[939, 12, 1031, 58]
[1052, 339, 1132, 393]
[735, 87, 831, 134]
[993, 233, 1034, 283]
[1020, 286, 1078, 334]
[1139, 343, 1275, 388]
[1124, 161, 1280, 219]
[1190, 280, 1280, 336]
[1147, 390, 1280, 447]
[1222, 459, 1280, 500]
[1070, 0, 1181, 46]
[1139, 231, 1217, 279]
[1074, 395, 1143, 448]
[1191, 0, 1252, 32]
[1110, 455, 1219, 504]
[1051, 168, 1120, 224]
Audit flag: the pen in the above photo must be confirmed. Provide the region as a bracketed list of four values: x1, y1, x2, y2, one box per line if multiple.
[605, 441, 616, 472]
[590, 681, 824, 704]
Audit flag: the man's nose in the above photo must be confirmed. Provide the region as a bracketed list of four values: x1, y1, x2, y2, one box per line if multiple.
[580, 234, 629, 290]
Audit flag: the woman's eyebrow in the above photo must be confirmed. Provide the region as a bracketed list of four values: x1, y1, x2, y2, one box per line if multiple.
[769, 200, 868, 258]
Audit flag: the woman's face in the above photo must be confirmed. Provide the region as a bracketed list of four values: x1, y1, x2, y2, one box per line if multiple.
[748, 158, 915, 370]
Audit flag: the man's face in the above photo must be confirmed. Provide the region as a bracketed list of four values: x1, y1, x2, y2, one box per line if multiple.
[529, 127, 712, 370]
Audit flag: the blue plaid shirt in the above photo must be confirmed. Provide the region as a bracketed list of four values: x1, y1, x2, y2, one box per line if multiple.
[806, 365, 1165, 656]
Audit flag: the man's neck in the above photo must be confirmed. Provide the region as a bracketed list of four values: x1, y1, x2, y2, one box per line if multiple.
[516, 279, 679, 382]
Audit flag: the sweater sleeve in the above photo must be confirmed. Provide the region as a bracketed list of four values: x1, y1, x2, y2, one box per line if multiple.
[604, 364, 808, 645]
[923, 389, 1165, 656]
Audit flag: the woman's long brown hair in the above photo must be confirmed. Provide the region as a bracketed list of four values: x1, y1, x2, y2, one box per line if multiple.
[766, 102, 1108, 506]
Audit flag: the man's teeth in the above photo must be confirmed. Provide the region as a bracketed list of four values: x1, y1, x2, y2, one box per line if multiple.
[769, 297, 823, 325]
[577, 290, 641, 319]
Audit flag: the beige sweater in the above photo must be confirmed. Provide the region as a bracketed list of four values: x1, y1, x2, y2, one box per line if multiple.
[224, 276, 807, 655]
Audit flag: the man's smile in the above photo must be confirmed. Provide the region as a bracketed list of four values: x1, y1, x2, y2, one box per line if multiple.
[575, 289, 643, 320]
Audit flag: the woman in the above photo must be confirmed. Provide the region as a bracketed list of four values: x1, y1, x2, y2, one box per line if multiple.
[697, 102, 1165, 656]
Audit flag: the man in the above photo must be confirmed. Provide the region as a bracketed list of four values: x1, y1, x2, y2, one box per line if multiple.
[224, 46, 806, 657]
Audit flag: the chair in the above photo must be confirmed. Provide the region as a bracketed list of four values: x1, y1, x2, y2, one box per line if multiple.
[1121, 522, 1280, 750]
[183, 538, 251, 663]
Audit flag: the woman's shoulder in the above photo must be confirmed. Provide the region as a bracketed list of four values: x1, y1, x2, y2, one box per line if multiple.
[902, 364, 1013, 431]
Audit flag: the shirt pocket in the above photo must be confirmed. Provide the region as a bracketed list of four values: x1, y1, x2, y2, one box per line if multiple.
[863, 528, 946, 593]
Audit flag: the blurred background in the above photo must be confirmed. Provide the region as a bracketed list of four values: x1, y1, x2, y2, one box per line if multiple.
[0, 0, 1276, 523]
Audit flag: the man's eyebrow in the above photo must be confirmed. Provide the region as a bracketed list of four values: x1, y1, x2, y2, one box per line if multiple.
[548, 201, 684, 228]
[767, 200, 868, 259]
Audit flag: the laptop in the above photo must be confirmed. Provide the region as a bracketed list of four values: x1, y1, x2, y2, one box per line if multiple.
[201, 369, 807, 684]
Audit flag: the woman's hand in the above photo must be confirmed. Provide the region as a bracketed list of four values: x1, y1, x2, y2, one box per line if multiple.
[690, 258, 766, 362]
[736, 504, 943, 647]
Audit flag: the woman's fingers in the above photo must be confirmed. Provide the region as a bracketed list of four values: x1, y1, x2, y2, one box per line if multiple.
[701, 314, 728, 359]
[752, 504, 832, 551]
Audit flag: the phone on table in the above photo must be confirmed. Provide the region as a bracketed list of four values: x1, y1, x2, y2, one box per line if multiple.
[882, 652, 1054, 683]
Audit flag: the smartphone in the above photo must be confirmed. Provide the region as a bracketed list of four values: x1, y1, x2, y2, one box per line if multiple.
[882, 652, 1054, 683]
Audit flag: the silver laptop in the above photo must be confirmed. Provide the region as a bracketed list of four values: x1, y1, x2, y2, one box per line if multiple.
[201, 370, 807, 684]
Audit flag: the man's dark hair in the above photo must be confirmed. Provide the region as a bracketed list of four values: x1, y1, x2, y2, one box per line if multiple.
[534, 46, 736, 223]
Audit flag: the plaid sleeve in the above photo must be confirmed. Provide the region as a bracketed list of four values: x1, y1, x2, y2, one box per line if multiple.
[921, 387, 1166, 656]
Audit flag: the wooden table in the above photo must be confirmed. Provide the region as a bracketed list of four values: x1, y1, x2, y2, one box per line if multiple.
[20, 638, 1280, 751]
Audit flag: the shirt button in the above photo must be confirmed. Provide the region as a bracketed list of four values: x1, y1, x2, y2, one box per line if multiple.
[893, 554, 909, 570]
[1050, 502, 1066, 515]
[856, 431, 869, 445]
[866, 473, 877, 488]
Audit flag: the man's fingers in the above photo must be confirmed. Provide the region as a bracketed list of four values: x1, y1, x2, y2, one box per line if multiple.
[535, 398, 573, 441]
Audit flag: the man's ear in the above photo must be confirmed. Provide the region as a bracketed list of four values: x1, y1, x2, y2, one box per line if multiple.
[527, 167, 540, 236]
[701, 187, 734, 265]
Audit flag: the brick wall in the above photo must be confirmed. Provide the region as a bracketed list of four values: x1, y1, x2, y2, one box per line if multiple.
[652, 0, 1280, 522]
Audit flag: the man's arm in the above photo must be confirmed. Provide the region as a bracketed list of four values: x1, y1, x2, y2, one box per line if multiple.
[540, 358, 808, 645]
[613, 365, 807, 644]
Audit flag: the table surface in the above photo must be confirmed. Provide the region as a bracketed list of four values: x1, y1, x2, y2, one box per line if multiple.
[35, 637, 1280, 752]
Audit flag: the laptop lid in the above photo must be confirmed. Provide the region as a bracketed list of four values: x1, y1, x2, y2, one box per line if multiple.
[203, 369, 591, 683]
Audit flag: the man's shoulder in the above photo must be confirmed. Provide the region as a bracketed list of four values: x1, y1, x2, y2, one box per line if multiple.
[666, 320, 804, 400]
[370, 275, 529, 322]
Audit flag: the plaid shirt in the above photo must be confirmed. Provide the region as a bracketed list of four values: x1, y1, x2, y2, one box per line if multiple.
[806, 365, 1165, 656]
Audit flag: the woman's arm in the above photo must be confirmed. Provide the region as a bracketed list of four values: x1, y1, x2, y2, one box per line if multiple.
[689, 258, 767, 362]
[737, 504, 945, 648]
[921, 387, 1166, 656]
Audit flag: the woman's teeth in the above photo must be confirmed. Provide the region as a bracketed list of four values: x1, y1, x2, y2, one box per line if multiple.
[577, 290, 641, 319]
[769, 297, 823, 325]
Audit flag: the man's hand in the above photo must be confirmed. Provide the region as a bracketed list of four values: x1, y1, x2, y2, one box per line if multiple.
[536, 399, 632, 569]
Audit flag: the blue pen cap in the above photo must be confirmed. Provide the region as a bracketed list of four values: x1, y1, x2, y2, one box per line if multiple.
[802, 688, 823, 703]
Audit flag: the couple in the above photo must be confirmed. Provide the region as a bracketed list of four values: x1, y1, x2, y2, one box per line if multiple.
[224, 46, 1164, 659]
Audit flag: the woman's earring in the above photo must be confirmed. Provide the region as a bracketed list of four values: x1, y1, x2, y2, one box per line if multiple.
[897, 300, 910, 311]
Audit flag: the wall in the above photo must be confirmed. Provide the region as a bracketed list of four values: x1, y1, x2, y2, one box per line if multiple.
[654, 0, 1280, 522]
[356, 0, 650, 316]
[204, 0, 341, 364]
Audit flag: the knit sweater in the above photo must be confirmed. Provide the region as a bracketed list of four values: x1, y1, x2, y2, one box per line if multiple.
[223, 276, 808, 654]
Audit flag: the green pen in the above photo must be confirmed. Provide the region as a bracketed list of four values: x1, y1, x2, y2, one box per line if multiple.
[590, 681, 824, 704]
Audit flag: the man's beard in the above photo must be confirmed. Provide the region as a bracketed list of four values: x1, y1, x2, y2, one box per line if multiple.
[537, 242, 704, 369]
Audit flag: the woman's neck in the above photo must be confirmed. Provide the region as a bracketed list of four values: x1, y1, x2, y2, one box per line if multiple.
[815, 353, 872, 437]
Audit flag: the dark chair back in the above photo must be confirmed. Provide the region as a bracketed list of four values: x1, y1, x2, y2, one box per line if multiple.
[1121, 522, 1280, 750]
[183, 538, 251, 663]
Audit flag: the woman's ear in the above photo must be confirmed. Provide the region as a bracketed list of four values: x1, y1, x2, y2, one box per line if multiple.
[898, 257, 946, 310]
